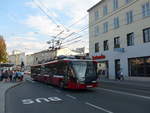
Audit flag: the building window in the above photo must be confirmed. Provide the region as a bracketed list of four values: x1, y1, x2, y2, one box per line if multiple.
[95, 42, 99, 53]
[36, 57, 38, 61]
[127, 32, 134, 46]
[114, 37, 120, 48]
[94, 25, 100, 37]
[113, 0, 118, 11]
[114, 17, 119, 29]
[126, 11, 133, 24]
[103, 5, 108, 16]
[103, 22, 108, 33]
[94, 10, 99, 21]
[142, 2, 150, 17]
[143, 27, 150, 43]
[104, 40, 109, 51]
[125, 0, 132, 4]
[129, 57, 150, 77]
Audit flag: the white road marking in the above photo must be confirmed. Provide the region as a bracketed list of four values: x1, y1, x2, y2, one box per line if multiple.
[104, 86, 150, 94]
[22, 97, 63, 105]
[85, 102, 114, 113]
[36, 98, 50, 103]
[48, 97, 63, 101]
[31, 80, 35, 83]
[55, 89, 61, 93]
[97, 88, 150, 100]
[26, 79, 35, 83]
[22, 99, 35, 104]
[66, 94, 77, 100]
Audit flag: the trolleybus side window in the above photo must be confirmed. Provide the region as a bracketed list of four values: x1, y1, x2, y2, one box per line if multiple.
[44, 63, 57, 76]
[40, 65, 46, 75]
[31, 66, 41, 76]
[45, 64, 53, 76]
[56, 62, 68, 76]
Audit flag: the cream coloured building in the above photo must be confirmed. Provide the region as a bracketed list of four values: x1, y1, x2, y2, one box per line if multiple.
[31, 48, 81, 65]
[57, 48, 80, 56]
[32, 50, 57, 65]
[8, 52, 26, 66]
[88, 0, 150, 80]
[26, 54, 34, 66]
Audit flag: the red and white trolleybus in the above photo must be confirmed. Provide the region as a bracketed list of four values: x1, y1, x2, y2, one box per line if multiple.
[31, 56, 98, 89]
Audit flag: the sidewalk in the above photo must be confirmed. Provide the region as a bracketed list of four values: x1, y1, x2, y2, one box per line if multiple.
[99, 78, 150, 91]
[0, 82, 22, 113]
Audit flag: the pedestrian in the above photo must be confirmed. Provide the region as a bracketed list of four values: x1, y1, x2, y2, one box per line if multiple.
[3, 70, 9, 82]
[0, 70, 2, 81]
[17, 71, 23, 82]
[9, 70, 13, 82]
[1, 70, 5, 82]
[21, 71, 24, 81]
[13, 70, 18, 82]
[119, 70, 124, 80]
[116, 70, 124, 80]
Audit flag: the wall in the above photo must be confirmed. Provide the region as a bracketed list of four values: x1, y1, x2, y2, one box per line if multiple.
[88, 0, 150, 79]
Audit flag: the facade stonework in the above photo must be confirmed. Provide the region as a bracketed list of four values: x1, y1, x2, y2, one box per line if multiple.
[88, 0, 150, 80]
[8, 52, 26, 66]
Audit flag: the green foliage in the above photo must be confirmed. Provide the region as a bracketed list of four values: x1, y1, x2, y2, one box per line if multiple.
[0, 35, 8, 63]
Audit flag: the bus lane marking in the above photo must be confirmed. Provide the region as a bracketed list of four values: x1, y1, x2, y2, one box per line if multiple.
[85, 102, 114, 113]
[22, 97, 63, 105]
[97, 88, 150, 100]
[66, 94, 77, 100]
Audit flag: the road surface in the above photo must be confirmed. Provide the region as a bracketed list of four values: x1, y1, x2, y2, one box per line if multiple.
[6, 79, 150, 113]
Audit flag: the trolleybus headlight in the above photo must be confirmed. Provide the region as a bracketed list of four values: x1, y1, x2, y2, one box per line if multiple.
[92, 81, 96, 83]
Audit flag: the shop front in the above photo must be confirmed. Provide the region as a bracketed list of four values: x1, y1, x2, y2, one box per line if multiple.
[128, 56, 150, 77]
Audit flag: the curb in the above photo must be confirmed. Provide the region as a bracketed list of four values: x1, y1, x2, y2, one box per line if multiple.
[99, 80, 150, 91]
[99, 79, 150, 87]
[0, 82, 23, 113]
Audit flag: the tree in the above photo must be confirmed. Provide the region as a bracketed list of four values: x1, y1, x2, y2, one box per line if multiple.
[0, 35, 8, 63]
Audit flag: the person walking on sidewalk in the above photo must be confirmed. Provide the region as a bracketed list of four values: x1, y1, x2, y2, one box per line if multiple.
[0, 70, 2, 81]
[21, 71, 24, 81]
[3, 70, 9, 82]
[17, 70, 24, 82]
[8, 70, 13, 82]
[13, 70, 18, 82]
[117, 69, 124, 80]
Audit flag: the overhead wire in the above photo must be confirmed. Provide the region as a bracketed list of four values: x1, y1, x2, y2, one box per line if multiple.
[33, 0, 90, 42]
[68, 14, 88, 28]
[32, 0, 60, 28]
[61, 8, 150, 43]
[60, 8, 150, 49]
[37, 0, 69, 31]
[34, 0, 145, 50]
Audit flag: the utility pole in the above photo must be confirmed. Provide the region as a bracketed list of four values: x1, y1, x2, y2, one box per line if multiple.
[47, 38, 62, 51]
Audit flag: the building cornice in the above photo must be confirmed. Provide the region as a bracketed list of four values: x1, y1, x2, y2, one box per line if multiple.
[87, 0, 105, 12]
[89, 0, 138, 28]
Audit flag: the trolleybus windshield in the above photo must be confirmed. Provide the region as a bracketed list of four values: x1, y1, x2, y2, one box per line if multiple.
[72, 61, 96, 81]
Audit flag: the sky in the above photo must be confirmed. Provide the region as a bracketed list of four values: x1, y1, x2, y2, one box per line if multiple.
[0, 0, 100, 55]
